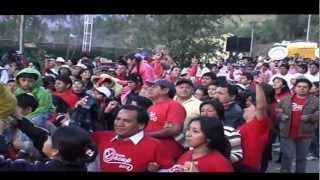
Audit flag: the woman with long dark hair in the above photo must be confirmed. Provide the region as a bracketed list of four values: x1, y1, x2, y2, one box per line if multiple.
[272, 77, 291, 103]
[168, 116, 233, 172]
[199, 100, 243, 164]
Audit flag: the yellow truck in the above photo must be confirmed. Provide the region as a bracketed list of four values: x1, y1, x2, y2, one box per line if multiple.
[287, 42, 318, 59]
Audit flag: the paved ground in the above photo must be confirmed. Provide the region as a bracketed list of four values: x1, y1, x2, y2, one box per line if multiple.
[266, 143, 319, 173]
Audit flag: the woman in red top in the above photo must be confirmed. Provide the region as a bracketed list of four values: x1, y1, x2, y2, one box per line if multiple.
[272, 77, 291, 103]
[237, 79, 271, 172]
[168, 116, 234, 172]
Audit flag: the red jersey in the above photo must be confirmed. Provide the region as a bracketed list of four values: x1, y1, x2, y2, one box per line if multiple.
[146, 100, 186, 160]
[92, 131, 174, 172]
[52, 89, 79, 108]
[238, 116, 271, 170]
[170, 150, 234, 172]
[289, 95, 307, 138]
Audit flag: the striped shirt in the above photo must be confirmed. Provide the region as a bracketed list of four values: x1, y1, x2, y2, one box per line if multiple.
[224, 126, 243, 163]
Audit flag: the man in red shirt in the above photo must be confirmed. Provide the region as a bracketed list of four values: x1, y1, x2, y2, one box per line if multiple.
[145, 79, 186, 162]
[91, 105, 174, 172]
[278, 78, 319, 173]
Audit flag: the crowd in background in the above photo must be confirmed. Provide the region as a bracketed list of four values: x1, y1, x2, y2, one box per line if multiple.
[0, 48, 318, 172]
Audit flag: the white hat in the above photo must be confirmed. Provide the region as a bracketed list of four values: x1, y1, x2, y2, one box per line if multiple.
[95, 86, 112, 98]
[56, 57, 65, 63]
[75, 63, 88, 69]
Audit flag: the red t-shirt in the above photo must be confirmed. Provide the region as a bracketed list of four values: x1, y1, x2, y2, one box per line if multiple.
[146, 100, 186, 160]
[152, 59, 164, 79]
[188, 64, 198, 77]
[92, 131, 174, 172]
[52, 89, 79, 108]
[170, 150, 234, 172]
[238, 116, 271, 170]
[289, 95, 306, 138]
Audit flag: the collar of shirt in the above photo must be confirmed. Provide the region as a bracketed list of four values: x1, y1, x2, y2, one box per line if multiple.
[174, 95, 198, 104]
[110, 131, 144, 145]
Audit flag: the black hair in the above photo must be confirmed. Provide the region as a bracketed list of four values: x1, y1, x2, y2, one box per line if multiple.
[188, 117, 231, 158]
[309, 62, 319, 69]
[126, 53, 143, 75]
[262, 63, 270, 69]
[241, 72, 253, 81]
[294, 78, 312, 89]
[56, 75, 73, 87]
[43, 76, 56, 91]
[17, 73, 38, 81]
[51, 125, 97, 163]
[117, 60, 128, 67]
[273, 77, 290, 94]
[176, 79, 194, 88]
[261, 83, 277, 104]
[202, 72, 217, 81]
[126, 95, 153, 109]
[127, 73, 143, 86]
[78, 68, 93, 80]
[217, 83, 238, 99]
[58, 67, 72, 77]
[194, 86, 208, 96]
[237, 88, 255, 109]
[200, 100, 225, 121]
[119, 105, 149, 127]
[7, 79, 15, 83]
[313, 81, 319, 88]
[16, 93, 38, 112]
[279, 63, 290, 70]
[298, 64, 308, 73]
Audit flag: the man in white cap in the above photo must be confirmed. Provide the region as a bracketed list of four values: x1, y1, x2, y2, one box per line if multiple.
[55, 57, 65, 70]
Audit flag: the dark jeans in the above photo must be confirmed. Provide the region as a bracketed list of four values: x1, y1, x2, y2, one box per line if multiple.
[280, 137, 312, 173]
[309, 128, 319, 157]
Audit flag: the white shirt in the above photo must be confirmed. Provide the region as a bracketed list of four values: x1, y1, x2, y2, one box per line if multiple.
[0, 67, 9, 84]
[110, 130, 144, 145]
[305, 72, 319, 83]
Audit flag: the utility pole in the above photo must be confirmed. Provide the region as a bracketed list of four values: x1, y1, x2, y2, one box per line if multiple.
[19, 15, 24, 54]
[249, 21, 256, 57]
[306, 15, 311, 41]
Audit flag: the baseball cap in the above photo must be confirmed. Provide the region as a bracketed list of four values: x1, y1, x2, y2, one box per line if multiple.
[149, 79, 176, 96]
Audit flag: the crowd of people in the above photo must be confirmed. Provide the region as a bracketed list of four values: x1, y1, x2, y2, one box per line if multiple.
[0, 49, 318, 172]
